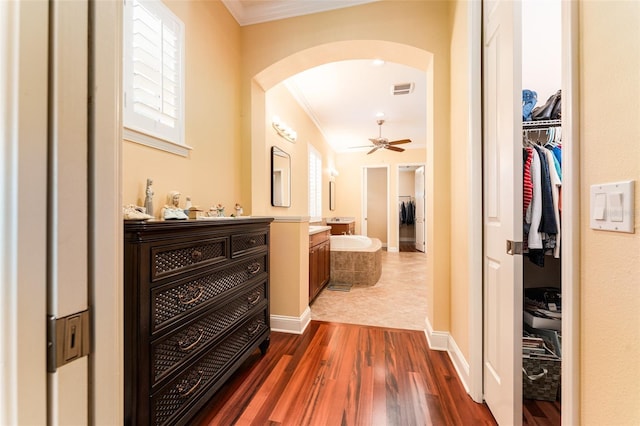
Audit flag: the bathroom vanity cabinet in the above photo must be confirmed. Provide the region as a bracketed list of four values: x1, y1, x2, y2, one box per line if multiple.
[328, 221, 355, 235]
[309, 229, 330, 302]
[124, 218, 272, 426]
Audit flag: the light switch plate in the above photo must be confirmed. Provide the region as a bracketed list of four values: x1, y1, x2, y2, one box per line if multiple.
[590, 180, 635, 233]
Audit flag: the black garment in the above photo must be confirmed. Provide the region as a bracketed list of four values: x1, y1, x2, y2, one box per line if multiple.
[533, 145, 558, 235]
[406, 201, 415, 225]
[401, 202, 407, 224]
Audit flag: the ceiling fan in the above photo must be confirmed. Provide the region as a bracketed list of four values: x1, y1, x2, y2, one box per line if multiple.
[352, 120, 411, 154]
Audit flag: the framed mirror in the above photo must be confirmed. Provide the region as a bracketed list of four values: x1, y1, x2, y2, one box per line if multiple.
[271, 146, 291, 207]
[329, 181, 335, 211]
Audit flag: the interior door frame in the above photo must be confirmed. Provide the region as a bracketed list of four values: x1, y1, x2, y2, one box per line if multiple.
[469, 1, 580, 423]
[396, 163, 426, 252]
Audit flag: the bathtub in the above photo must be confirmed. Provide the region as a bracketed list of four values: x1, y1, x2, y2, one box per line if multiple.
[329, 235, 382, 287]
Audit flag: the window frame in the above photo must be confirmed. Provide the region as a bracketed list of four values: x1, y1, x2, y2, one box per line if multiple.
[308, 145, 322, 221]
[123, 0, 190, 156]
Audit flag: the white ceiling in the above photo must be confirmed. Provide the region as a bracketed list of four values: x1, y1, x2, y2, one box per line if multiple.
[222, 0, 427, 154]
[282, 60, 426, 152]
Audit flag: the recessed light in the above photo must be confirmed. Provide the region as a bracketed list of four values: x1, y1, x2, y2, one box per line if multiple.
[372, 59, 385, 67]
[375, 112, 385, 118]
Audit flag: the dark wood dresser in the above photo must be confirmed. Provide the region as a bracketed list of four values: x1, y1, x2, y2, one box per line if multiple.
[124, 218, 273, 426]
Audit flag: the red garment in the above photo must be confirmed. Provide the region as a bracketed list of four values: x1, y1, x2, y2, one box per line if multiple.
[523, 147, 534, 215]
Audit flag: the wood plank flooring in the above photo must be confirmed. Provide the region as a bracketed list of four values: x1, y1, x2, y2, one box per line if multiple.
[523, 399, 562, 425]
[194, 321, 497, 426]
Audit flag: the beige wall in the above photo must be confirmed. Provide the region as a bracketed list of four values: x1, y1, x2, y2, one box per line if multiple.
[122, 0, 243, 218]
[580, 1, 640, 424]
[259, 83, 336, 218]
[449, 0, 472, 361]
[269, 220, 309, 317]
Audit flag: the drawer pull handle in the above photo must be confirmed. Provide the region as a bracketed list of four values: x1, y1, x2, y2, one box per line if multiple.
[178, 328, 204, 352]
[177, 371, 203, 397]
[191, 250, 203, 261]
[248, 263, 261, 275]
[247, 291, 261, 306]
[249, 238, 256, 245]
[247, 322, 261, 336]
[177, 284, 205, 305]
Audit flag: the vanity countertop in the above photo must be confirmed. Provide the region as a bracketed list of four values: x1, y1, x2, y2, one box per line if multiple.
[326, 217, 355, 224]
[309, 225, 331, 235]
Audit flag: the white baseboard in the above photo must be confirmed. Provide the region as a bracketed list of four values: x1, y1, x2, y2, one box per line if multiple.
[424, 317, 471, 394]
[446, 333, 471, 394]
[424, 317, 448, 350]
[270, 307, 311, 334]
[387, 246, 399, 252]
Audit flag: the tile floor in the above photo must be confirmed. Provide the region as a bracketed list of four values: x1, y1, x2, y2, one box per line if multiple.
[310, 249, 428, 330]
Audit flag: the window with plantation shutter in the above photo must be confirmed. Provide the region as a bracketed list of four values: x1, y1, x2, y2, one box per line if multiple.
[309, 146, 322, 220]
[123, 0, 189, 156]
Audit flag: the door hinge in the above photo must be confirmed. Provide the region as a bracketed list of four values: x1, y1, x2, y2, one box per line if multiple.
[47, 310, 90, 373]
[506, 240, 523, 255]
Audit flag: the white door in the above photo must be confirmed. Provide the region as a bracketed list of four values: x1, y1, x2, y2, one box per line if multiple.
[48, 0, 91, 423]
[363, 167, 388, 243]
[482, 1, 523, 425]
[361, 168, 368, 236]
[0, 1, 49, 424]
[1, 1, 92, 424]
[414, 166, 426, 252]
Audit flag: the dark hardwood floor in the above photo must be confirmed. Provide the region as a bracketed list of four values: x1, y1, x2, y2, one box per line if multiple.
[399, 242, 419, 252]
[194, 321, 497, 425]
[523, 399, 561, 425]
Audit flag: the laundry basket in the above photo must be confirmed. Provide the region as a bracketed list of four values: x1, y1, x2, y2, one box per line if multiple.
[522, 354, 561, 401]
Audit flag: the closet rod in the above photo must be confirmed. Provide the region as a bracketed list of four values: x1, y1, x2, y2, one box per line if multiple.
[522, 119, 562, 129]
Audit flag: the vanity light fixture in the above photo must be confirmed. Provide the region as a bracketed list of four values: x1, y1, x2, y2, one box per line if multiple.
[272, 116, 297, 143]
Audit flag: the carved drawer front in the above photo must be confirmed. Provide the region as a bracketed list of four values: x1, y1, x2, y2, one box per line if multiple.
[151, 312, 269, 426]
[150, 282, 267, 384]
[151, 256, 267, 332]
[231, 231, 267, 258]
[151, 237, 227, 282]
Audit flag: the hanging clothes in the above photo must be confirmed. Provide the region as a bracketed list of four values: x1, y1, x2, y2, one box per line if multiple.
[406, 200, 415, 225]
[523, 127, 562, 267]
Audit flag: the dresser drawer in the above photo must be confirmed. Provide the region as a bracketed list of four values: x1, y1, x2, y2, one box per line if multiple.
[150, 281, 267, 385]
[150, 311, 269, 426]
[231, 230, 268, 258]
[151, 255, 266, 332]
[151, 237, 228, 282]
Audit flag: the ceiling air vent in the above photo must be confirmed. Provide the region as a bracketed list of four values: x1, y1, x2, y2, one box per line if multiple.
[392, 82, 414, 95]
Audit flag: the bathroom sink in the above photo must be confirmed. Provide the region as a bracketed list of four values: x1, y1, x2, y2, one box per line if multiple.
[326, 217, 355, 224]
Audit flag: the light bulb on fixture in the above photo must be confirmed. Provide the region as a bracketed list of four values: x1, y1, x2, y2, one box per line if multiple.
[272, 115, 297, 143]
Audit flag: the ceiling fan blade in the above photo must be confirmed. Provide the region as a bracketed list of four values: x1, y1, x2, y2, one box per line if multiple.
[367, 146, 381, 154]
[388, 139, 411, 145]
[385, 145, 405, 152]
[349, 145, 374, 149]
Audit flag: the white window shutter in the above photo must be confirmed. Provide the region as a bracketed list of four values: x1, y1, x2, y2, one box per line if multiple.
[124, 0, 186, 154]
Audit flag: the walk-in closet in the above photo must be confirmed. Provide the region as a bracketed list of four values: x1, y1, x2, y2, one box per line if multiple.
[521, 0, 562, 422]
[398, 165, 425, 253]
